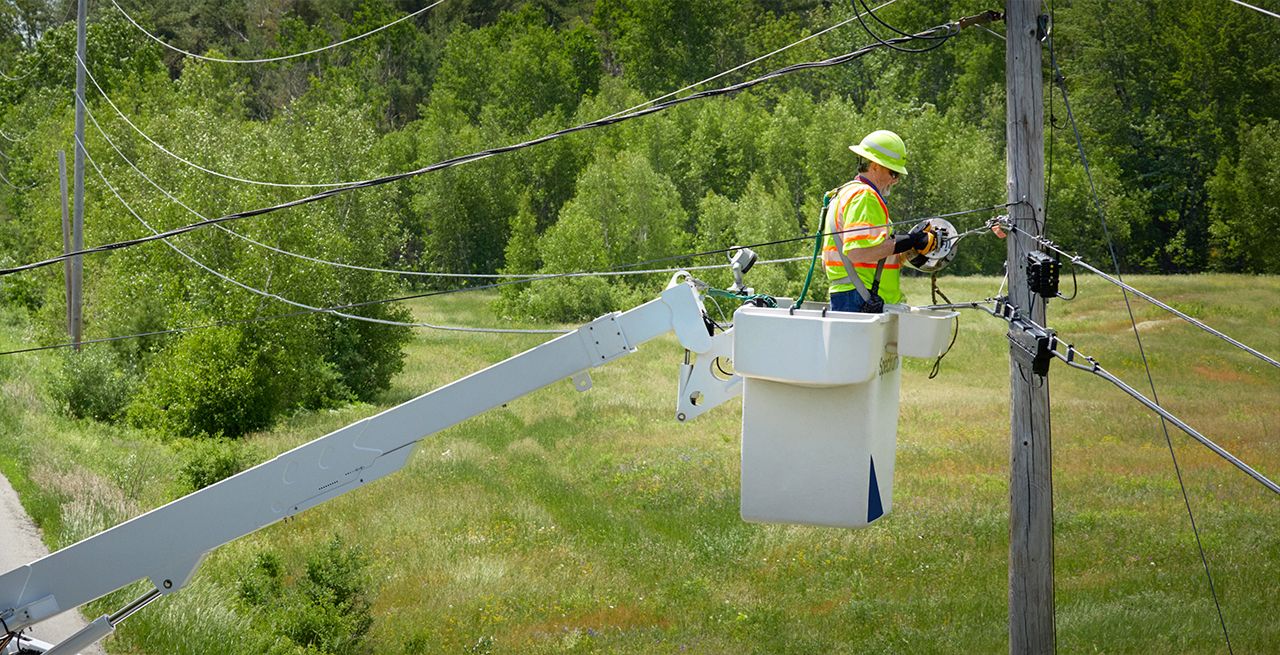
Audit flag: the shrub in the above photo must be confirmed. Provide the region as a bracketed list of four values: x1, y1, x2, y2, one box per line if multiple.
[238, 537, 375, 655]
[177, 437, 251, 492]
[127, 327, 278, 438]
[48, 348, 136, 422]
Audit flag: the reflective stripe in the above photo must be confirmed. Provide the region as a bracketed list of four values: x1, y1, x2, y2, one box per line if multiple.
[864, 139, 903, 162]
[854, 262, 900, 270]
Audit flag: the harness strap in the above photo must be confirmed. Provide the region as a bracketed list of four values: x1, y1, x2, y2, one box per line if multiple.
[828, 182, 888, 303]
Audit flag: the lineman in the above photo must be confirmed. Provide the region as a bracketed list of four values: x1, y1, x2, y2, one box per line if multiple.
[823, 130, 936, 313]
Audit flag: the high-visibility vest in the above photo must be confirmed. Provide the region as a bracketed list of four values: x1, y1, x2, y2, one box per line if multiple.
[822, 176, 903, 304]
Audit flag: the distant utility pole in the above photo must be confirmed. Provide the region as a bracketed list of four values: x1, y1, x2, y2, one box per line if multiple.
[70, 0, 87, 350]
[1005, 1, 1052, 653]
[59, 151, 75, 343]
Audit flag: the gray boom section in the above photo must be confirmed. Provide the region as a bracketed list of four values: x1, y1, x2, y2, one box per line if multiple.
[0, 283, 709, 633]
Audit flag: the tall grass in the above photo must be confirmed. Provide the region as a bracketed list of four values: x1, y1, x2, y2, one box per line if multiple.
[1, 276, 1277, 653]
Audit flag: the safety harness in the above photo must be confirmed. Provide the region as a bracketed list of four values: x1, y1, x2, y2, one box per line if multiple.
[825, 181, 888, 314]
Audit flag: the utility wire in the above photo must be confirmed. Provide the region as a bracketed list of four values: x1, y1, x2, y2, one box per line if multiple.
[1226, 0, 1280, 20]
[0, 129, 22, 143]
[600, 0, 902, 120]
[80, 138, 569, 335]
[111, 0, 448, 64]
[1009, 225, 1280, 371]
[78, 55, 355, 188]
[4, 22, 984, 279]
[7, 164, 1006, 355]
[1050, 337, 1280, 497]
[82, 95, 807, 280]
[0, 167, 33, 191]
[88, 0, 903, 190]
[1047, 35, 1233, 653]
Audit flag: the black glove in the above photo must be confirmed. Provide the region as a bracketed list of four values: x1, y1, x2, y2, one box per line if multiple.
[892, 229, 933, 254]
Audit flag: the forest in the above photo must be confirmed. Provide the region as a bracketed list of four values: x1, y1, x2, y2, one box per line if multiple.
[0, 0, 1277, 439]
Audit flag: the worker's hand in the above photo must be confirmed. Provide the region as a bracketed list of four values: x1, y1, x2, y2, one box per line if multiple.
[906, 227, 936, 255]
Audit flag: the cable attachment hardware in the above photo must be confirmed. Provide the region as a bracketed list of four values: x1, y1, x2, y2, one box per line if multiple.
[727, 246, 758, 295]
[905, 218, 959, 273]
[1008, 312, 1056, 376]
[1026, 249, 1061, 299]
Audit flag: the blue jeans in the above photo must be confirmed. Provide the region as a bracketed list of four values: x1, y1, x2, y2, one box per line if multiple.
[829, 289, 868, 312]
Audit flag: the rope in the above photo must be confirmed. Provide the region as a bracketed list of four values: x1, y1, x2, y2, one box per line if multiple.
[792, 194, 831, 309]
[111, 0, 447, 64]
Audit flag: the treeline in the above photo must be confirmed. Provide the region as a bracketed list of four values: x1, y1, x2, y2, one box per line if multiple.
[0, 0, 1276, 439]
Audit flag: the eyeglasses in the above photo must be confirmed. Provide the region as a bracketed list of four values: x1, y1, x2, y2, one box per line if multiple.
[888, 170, 900, 180]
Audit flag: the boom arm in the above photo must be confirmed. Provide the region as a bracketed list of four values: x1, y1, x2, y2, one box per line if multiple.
[0, 281, 717, 651]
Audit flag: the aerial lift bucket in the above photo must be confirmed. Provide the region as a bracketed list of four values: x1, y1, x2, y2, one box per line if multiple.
[733, 304, 957, 528]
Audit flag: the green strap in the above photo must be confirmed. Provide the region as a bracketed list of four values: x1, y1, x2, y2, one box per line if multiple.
[792, 193, 832, 310]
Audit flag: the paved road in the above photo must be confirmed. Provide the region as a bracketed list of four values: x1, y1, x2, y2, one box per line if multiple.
[0, 472, 104, 654]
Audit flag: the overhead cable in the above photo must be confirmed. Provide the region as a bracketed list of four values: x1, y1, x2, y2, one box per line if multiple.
[79, 138, 569, 335]
[93, 0, 903, 188]
[1047, 32, 1234, 652]
[86, 1, 905, 189]
[599, 0, 903, 120]
[3, 19, 996, 278]
[1051, 338, 1280, 497]
[1010, 225, 1280, 371]
[1226, 0, 1280, 20]
[111, 0, 448, 64]
[853, 0, 957, 53]
[83, 95, 807, 280]
[78, 56, 354, 188]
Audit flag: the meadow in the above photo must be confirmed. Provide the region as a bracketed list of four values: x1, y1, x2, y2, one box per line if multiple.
[1, 273, 1277, 654]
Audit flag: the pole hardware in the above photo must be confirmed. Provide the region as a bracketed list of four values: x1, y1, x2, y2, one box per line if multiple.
[1025, 250, 1060, 300]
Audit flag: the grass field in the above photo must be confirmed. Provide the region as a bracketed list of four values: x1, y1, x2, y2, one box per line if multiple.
[1, 274, 1278, 654]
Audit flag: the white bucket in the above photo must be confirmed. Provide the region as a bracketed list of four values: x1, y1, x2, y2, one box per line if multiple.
[732, 303, 954, 528]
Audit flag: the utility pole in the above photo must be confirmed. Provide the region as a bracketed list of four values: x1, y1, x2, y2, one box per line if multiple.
[59, 151, 74, 342]
[1005, 1, 1052, 653]
[70, 0, 87, 350]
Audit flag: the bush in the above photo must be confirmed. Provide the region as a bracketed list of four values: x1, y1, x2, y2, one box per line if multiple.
[127, 327, 278, 438]
[239, 537, 375, 655]
[48, 348, 136, 422]
[177, 437, 251, 492]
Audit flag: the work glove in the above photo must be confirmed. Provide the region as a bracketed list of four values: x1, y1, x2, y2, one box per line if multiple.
[892, 227, 936, 255]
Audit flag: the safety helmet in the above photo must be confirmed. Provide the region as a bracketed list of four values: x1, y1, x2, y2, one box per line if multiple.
[849, 130, 908, 176]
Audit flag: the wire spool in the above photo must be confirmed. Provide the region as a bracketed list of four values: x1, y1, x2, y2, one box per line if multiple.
[905, 218, 959, 273]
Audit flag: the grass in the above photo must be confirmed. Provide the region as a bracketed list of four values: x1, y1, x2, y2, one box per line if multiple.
[1, 274, 1278, 653]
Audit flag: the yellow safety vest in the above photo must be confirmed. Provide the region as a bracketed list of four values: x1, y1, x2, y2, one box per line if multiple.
[823, 176, 903, 304]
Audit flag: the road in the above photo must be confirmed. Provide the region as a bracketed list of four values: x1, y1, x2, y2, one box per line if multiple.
[0, 472, 104, 654]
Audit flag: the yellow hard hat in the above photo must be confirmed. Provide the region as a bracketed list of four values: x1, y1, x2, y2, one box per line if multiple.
[849, 130, 908, 176]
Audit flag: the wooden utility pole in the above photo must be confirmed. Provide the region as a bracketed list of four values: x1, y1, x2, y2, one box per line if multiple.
[70, 0, 87, 350]
[1005, 1, 1052, 653]
[58, 151, 75, 343]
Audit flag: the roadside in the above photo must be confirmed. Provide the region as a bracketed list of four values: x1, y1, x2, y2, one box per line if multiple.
[0, 472, 104, 655]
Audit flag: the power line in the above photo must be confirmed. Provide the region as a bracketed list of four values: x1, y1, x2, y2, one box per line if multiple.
[0, 167, 33, 191]
[1046, 33, 1234, 653]
[111, 0, 448, 64]
[1226, 0, 1280, 20]
[79, 137, 570, 335]
[82, 95, 806, 281]
[1009, 225, 1280, 371]
[78, 55, 354, 188]
[599, 0, 903, 121]
[4, 20, 984, 279]
[87, 0, 905, 190]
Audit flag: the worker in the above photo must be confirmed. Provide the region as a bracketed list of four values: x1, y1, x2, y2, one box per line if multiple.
[823, 130, 936, 313]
